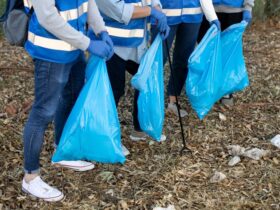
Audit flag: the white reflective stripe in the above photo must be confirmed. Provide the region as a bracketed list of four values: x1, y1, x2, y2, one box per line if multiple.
[23, 0, 32, 9]
[28, 32, 77, 51]
[106, 26, 144, 38]
[163, 9, 182, 17]
[131, 2, 142, 6]
[146, 0, 152, 6]
[182, 7, 202, 15]
[163, 7, 202, 17]
[60, 2, 88, 21]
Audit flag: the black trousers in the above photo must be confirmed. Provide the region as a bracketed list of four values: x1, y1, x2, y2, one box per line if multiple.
[106, 54, 141, 131]
[197, 12, 243, 43]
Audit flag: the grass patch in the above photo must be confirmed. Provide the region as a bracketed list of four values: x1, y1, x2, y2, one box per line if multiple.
[0, 0, 6, 36]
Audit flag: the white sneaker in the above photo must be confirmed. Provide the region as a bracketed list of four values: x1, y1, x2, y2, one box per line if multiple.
[221, 94, 234, 106]
[122, 145, 130, 156]
[167, 103, 188, 118]
[130, 130, 167, 142]
[51, 160, 94, 172]
[129, 130, 147, 141]
[159, 134, 167, 142]
[22, 176, 64, 202]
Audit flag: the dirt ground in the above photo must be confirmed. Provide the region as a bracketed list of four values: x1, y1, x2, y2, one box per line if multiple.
[0, 20, 280, 209]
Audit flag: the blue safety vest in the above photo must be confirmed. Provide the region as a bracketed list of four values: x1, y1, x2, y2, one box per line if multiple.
[213, 0, 244, 8]
[24, 0, 88, 63]
[159, 0, 203, 25]
[102, 0, 147, 47]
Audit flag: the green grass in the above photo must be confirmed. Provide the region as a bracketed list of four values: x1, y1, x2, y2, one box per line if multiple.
[0, 0, 6, 36]
[253, 0, 267, 20]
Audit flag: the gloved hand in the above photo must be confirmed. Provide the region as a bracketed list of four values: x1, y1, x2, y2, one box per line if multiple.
[243, 10, 252, 23]
[99, 31, 114, 59]
[150, 8, 170, 40]
[211, 19, 221, 31]
[87, 40, 113, 60]
[99, 31, 114, 49]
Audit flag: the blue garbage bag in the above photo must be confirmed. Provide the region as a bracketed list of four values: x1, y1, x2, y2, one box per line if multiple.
[187, 25, 222, 120]
[219, 21, 249, 98]
[131, 35, 164, 141]
[52, 56, 125, 164]
[187, 22, 249, 120]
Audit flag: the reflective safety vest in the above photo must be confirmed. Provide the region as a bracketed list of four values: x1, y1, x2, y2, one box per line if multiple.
[103, 0, 150, 48]
[213, 0, 244, 8]
[160, 0, 203, 25]
[24, 0, 88, 63]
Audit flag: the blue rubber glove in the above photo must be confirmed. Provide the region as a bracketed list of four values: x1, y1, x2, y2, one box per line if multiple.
[99, 31, 114, 60]
[99, 31, 114, 49]
[150, 8, 170, 40]
[87, 40, 112, 60]
[211, 19, 221, 31]
[243, 10, 252, 23]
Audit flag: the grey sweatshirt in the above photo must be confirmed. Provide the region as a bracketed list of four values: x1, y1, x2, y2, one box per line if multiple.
[214, 0, 255, 13]
[31, 0, 107, 51]
[95, 0, 161, 63]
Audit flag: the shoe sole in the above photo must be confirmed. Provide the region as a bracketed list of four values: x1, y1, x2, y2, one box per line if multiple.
[22, 187, 64, 202]
[221, 99, 234, 106]
[51, 163, 95, 172]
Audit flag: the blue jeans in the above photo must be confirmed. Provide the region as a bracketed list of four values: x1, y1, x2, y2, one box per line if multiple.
[23, 55, 86, 174]
[151, 23, 201, 96]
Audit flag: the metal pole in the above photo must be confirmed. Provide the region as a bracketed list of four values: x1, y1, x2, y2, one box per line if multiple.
[165, 39, 191, 155]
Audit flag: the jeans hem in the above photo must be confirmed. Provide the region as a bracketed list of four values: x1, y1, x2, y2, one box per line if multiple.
[24, 168, 40, 174]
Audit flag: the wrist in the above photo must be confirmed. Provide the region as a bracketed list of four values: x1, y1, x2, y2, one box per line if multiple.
[243, 5, 253, 12]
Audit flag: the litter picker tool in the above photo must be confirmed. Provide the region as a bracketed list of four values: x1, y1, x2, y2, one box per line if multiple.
[165, 39, 192, 155]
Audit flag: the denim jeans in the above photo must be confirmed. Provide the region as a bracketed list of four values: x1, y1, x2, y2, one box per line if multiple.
[151, 22, 201, 97]
[23, 55, 86, 174]
[106, 54, 141, 131]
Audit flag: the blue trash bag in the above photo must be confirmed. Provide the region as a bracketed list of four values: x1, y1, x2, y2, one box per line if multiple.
[219, 21, 249, 98]
[131, 35, 164, 141]
[52, 56, 125, 164]
[187, 25, 223, 120]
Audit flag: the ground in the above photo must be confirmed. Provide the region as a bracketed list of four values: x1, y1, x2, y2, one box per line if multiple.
[0, 20, 280, 210]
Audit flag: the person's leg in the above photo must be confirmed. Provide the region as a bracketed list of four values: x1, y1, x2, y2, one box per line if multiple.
[54, 54, 86, 146]
[197, 16, 211, 43]
[168, 22, 201, 101]
[126, 60, 141, 132]
[151, 24, 178, 66]
[106, 55, 130, 154]
[219, 12, 243, 105]
[126, 60, 167, 142]
[24, 60, 72, 174]
[220, 12, 243, 30]
[106, 54, 127, 107]
[23, 59, 72, 201]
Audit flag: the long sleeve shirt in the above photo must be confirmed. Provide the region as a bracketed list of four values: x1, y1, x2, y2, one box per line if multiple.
[200, 0, 218, 22]
[31, 0, 107, 51]
[214, 0, 255, 13]
[95, 0, 161, 64]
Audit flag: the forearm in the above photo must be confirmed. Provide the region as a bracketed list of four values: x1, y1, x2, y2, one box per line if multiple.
[95, 0, 134, 24]
[87, 0, 107, 35]
[132, 6, 151, 19]
[31, 0, 90, 51]
[200, 0, 218, 22]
